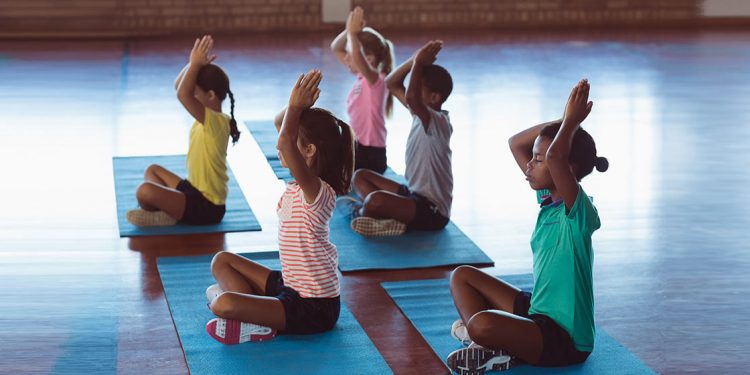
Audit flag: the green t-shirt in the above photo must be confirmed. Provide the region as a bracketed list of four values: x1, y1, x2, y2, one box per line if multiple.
[528, 185, 600, 352]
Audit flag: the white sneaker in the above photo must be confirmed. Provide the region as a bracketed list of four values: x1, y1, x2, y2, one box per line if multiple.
[446, 346, 516, 374]
[351, 216, 406, 237]
[451, 319, 472, 346]
[126, 209, 177, 227]
[206, 283, 224, 303]
[206, 318, 276, 345]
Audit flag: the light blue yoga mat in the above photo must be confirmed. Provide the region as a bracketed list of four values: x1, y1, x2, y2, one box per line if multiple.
[245, 121, 292, 182]
[113, 155, 261, 237]
[381, 274, 655, 375]
[246, 120, 494, 272]
[157, 251, 392, 375]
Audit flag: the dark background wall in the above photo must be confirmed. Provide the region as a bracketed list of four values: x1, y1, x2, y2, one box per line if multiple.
[0, 0, 742, 38]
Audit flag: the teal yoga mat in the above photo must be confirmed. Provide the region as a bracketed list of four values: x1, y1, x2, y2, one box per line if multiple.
[157, 251, 392, 375]
[246, 120, 494, 272]
[381, 274, 655, 374]
[113, 155, 261, 237]
[245, 120, 292, 181]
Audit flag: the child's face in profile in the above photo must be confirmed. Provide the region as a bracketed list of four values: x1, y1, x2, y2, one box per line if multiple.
[525, 136, 554, 191]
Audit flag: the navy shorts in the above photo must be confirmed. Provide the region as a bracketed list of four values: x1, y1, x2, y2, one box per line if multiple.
[513, 291, 591, 367]
[355, 143, 387, 174]
[397, 185, 449, 231]
[175, 179, 225, 225]
[265, 271, 340, 334]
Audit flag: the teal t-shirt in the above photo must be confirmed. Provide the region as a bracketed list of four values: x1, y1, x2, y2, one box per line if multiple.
[528, 185, 600, 352]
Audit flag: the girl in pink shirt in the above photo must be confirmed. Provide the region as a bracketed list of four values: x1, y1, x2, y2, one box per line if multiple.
[331, 6, 394, 173]
[204, 70, 355, 344]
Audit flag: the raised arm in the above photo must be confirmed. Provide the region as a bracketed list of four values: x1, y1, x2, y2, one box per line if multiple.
[385, 56, 413, 108]
[546, 79, 594, 210]
[406, 40, 442, 129]
[277, 70, 323, 204]
[174, 63, 189, 90]
[346, 7, 379, 86]
[508, 119, 562, 174]
[177, 35, 217, 124]
[330, 30, 348, 67]
[274, 107, 287, 132]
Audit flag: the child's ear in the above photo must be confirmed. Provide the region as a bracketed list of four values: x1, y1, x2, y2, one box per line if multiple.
[429, 92, 442, 106]
[365, 54, 377, 68]
[208, 90, 217, 101]
[305, 143, 317, 159]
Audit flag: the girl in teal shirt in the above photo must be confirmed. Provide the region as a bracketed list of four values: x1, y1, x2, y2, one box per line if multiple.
[447, 80, 609, 374]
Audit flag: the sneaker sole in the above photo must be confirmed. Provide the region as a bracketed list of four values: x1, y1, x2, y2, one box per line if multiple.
[206, 319, 276, 345]
[447, 347, 514, 375]
[351, 217, 406, 236]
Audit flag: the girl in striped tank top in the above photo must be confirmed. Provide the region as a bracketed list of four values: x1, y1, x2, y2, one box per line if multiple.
[205, 69, 355, 344]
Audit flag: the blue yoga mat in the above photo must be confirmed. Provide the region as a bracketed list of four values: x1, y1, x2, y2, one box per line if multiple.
[113, 155, 261, 237]
[157, 251, 392, 375]
[246, 120, 493, 272]
[381, 274, 655, 374]
[245, 121, 292, 182]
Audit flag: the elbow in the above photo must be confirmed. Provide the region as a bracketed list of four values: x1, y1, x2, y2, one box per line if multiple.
[545, 148, 567, 163]
[405, 93, 420, 108]
[276, 134, 294, 151]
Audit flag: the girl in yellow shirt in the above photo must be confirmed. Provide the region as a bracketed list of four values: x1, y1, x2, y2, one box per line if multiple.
[127, 35, 240, 226]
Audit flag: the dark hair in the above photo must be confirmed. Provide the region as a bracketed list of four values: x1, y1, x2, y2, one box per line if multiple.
[196, 64, 240, 145]
[422, 64, 453, 104]
[298, 108, 355, 195]
[358, 28, 395, 117]
[539, 122, 609, 181]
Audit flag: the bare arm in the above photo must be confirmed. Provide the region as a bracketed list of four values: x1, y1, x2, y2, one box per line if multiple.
[330, 30, 348, 67]
[174, 63, 189, 90]
[406, 41, 442, 129]
[508, 119, 562, 174]
[546, 79, 594, 210]
[277, 70, 323, 204]
[177, 35, 217, 124]
[274, 107, 286, 132]
[385, 57, 413, 108]
[346, 7, 379, 86]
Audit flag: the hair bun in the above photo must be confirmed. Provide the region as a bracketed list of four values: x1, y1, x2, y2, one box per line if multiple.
[595, 157, 609, 172]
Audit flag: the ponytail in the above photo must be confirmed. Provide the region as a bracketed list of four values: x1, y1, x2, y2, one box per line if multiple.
[383, 39, 395, 118]
[338, 120, 355, 194]
[228, 89, 240, 145]
[298, 108, 355, 195]
[595, 156, 609, 172]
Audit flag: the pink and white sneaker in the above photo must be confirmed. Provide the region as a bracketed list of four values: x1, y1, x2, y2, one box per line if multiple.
[206, 318, 277, 345]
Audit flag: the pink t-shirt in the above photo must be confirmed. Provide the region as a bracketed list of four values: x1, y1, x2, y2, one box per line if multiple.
[346, 73, 388, 148]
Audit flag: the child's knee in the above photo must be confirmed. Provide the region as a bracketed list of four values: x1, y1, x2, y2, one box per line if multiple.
[363, 191, 388, 211]
[210, 292, 236, 317]
[144, 164, 162, 178]
[352, 168, 372, 185]
[450, 265, 477, 286]
[210, 251, 232, 273]
[135, 183, 156, 202]
[466, 311, 494, 344]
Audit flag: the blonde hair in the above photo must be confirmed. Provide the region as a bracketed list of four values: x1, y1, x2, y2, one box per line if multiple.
[357, 27, 395, 117]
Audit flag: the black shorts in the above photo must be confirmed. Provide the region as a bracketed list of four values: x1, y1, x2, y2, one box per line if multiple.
[513, 291, 591, 367]
[265, 271, 340, 334]
[355, 143, 387, 174]
[397, 185, 449, 231]
[175, 179, 225, 225]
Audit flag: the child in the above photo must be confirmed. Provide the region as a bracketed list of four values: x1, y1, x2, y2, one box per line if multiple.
[127, 35, 240, 227]
[346, 40, 453, 237]
[331, 6, 394, 174]
[446, 80, 609, 374]
[205, 70, 355, 344]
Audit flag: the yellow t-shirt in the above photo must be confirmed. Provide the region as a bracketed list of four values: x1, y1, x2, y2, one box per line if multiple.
[186, 107, 231, 205]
